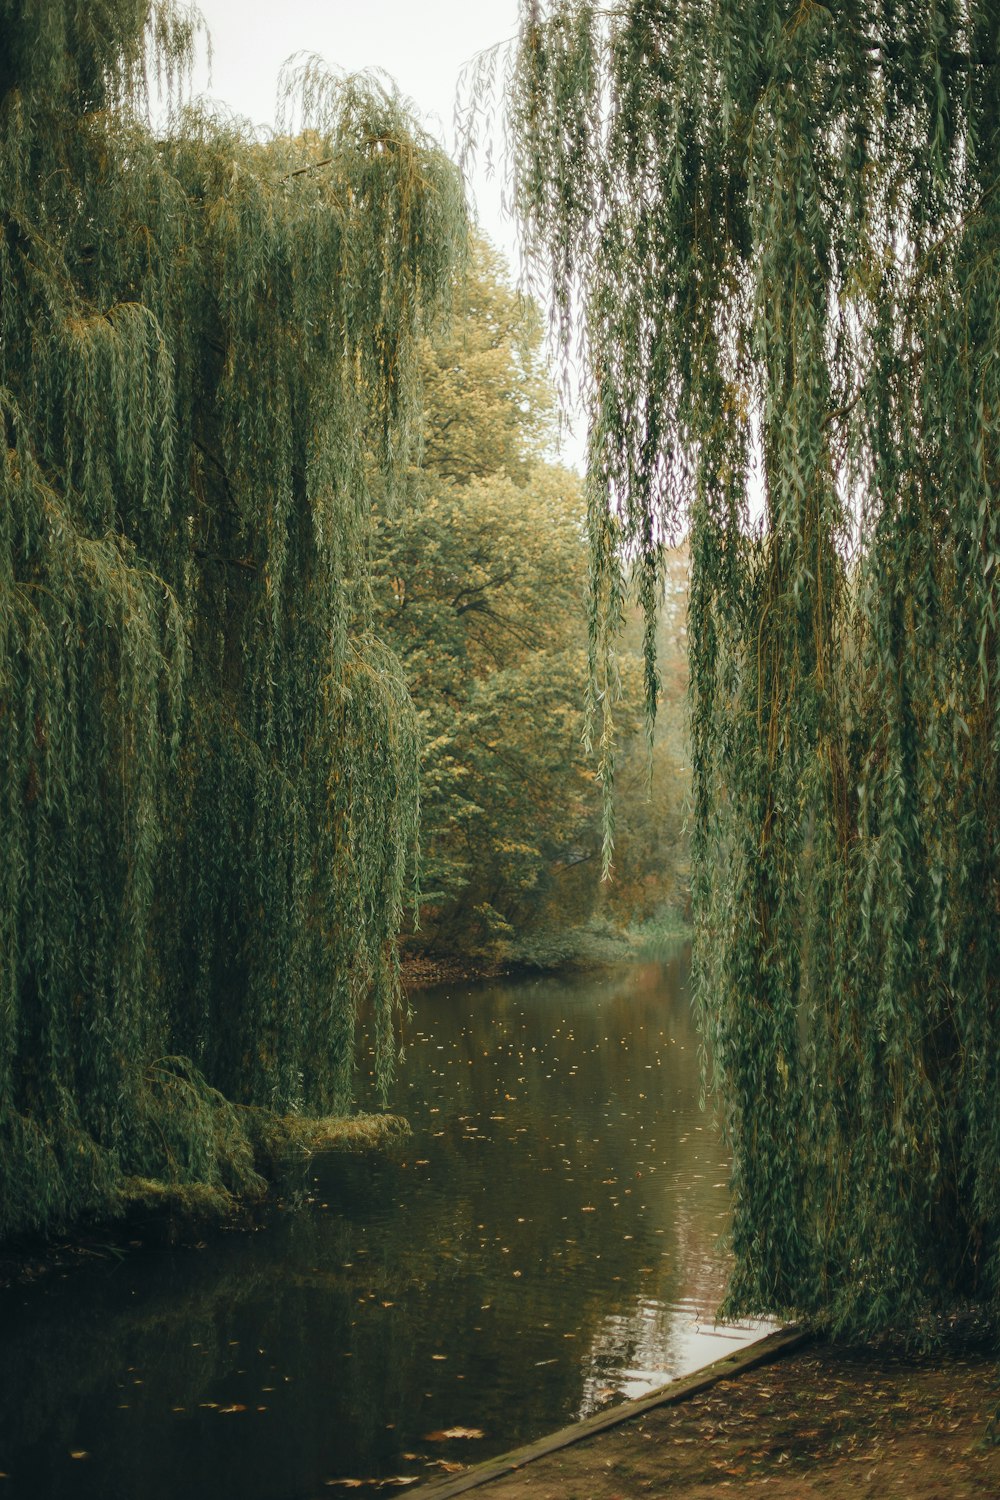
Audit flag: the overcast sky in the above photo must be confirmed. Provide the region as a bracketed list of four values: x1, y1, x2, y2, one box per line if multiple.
[177, 2, 583, 467]
[186, 1, 520, 260]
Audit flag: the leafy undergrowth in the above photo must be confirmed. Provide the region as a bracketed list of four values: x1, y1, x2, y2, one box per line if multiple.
[469, 1330, 1000, 1499]
[0, 1107, 408, 1286]
[241, 1107, 409, 1168]
[121, 1108, 409, 1220]
[400, 911, 692, 990]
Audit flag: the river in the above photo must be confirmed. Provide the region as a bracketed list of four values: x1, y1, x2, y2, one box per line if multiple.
[0, 949, 766, 1498]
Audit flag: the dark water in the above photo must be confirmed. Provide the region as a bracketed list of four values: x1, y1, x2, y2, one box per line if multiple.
[0, 952, 764, 1499]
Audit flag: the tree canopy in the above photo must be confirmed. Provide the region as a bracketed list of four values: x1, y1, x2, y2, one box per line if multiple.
[0, 0, 464, 1237]
[371, 239, 603, 958]
[498, 0, 1000, 1334]
[371, 239, 690, 964]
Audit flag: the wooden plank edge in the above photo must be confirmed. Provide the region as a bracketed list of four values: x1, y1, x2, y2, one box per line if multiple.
[409, 1325, 809, 1499]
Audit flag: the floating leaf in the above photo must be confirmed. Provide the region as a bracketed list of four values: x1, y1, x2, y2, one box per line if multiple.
[326, 1480, 417, 1491]
[425, 1427, 485, 1441]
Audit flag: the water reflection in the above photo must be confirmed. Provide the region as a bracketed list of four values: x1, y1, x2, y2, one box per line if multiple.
[0, 952, 767, 1499]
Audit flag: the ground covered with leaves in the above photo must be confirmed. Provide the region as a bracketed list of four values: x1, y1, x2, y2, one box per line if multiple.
[458, 1335, 1000, 1499]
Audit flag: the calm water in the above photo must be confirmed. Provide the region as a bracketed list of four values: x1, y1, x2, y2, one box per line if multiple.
[0, 952, 764, 1498]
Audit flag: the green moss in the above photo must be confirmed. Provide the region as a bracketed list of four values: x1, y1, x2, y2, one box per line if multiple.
[240, 1107, 410, 1171]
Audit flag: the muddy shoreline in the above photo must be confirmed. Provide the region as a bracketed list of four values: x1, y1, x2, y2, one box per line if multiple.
[410, 1317, 1000, 1499]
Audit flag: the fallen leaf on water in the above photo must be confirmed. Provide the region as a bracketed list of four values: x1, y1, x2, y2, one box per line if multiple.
[431, 1354, 447, 1361]
[326, 1480, 418, 1491]
[69, 1452, 89, 1461]
[430, 1459, 465, 1474]
[424, 1427, 485, 1441]
[218, 1404, 246, 1414]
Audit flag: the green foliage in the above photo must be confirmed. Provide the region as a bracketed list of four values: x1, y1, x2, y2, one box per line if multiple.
[372, 239, 690, 962]
[371, 241, 600, 956]
[0, 1, 465, 1237]
[498, 1, 1000, 1333]
[603, 551, 692, 928]
[418, 237, 555, 485]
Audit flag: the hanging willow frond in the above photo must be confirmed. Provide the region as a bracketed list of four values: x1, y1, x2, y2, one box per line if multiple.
[493, 0, 1000, 1335]
[0, 0, 466, 1237]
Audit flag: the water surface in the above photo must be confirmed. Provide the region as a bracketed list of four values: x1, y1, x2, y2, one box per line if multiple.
[0, 952, 763, 1498]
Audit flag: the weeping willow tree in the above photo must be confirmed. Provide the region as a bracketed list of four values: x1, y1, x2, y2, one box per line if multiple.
[0, 0, 465, 1238]
[489, 1, 1000, 1334]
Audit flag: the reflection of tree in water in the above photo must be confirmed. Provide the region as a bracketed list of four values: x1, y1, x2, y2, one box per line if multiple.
[0, 956, 749, 1499]
[575, 1200, 769, 1417]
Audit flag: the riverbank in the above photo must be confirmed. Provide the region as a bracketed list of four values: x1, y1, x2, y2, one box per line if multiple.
[399, 914, 691, 992]
[0, 1110, 408, 1291]
[410, 1320, 1000, 1499]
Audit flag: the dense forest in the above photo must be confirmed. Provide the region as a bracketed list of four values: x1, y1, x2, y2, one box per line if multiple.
[0, 1, 466, 1238]
[0, 1, 688, 1243]
[5, 0, 999, 1367]
[371, 237, 691, 968]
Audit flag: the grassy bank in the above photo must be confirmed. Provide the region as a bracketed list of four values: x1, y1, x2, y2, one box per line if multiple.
[402, 910, 691, 990]
[0, 1103, 408, 1285]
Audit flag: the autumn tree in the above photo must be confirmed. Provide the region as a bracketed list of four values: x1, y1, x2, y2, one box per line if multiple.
[495, 1, 1000, 1333]
[371, 240, 605, 959]
[372, 239, 691, 962]
[0, 0, 464, 1237]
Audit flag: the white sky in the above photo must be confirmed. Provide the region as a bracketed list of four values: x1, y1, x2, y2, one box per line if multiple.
[186, 1, 520, 265]
[173, 1, 583, 466]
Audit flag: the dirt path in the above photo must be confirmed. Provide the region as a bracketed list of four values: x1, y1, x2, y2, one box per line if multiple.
[414, 1327, 1000, 1499]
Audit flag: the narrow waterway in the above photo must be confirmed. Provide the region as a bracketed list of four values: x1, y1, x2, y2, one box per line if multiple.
[0, 950, 765, 1498]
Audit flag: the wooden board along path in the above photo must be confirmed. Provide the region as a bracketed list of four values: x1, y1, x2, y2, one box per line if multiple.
[410, 1325, 809, 1499]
